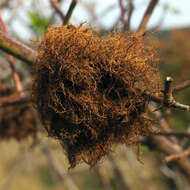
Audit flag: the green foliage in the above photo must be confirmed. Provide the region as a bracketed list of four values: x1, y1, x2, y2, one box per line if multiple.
[28, 12, 49, 37]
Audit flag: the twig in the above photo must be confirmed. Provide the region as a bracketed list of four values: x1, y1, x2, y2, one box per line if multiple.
[173, 79, 190, 93]
[151, 131, 190, 138]
[163, 77, 190, 111]
[164, 147, 190, 163]
[50, 0, 65, 24]
[0, 30, 36, 64]
[137, 0, 159, 35]
[119, 0, 127, 25]
[149, 103, 178, 144]
[124, 0, 134, 30]
[0, 11, 23, 92]
[0, 94, 30, 107]
[147, 136, 190, 180]
[63, 0, 78, 25]
[151, 77, 190, 111]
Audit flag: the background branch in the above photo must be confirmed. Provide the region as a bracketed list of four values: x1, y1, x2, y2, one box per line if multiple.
[50, 0, 65, 24]
[0, 30, 36, 64]
[63, 0, 78, 25]
[164, 147, 190, 163]
[173, 79, 190, 93]
[147, 136, 190, 180]
[137, 0, 159, 35]
[0, 11, 23, 92]
[151, 131, 190, 138]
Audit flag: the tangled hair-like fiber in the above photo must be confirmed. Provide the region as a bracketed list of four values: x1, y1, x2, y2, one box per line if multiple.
[0, 84, 38, 140]
[33, 24, 159, 168]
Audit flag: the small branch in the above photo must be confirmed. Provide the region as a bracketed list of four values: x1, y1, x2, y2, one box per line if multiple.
[50, 0, 65, 24]
[148, 136, 190, 180]
[124, 0, 134, 30]
[164, 147, 190, 163]
[163, 77, 190, 111]
[151, 131, 190, 138]
[0, 11, 23, 92]
[119, 0, 127, 25]
[149, 103, 178, 143]
[0, 95, 30, 107]
[173, 79, 190, 93]
[137, 0, 159, 35]
[148, 77, 190, 111]
[63, 0, 78, 25]
[0, 30, 36, 64]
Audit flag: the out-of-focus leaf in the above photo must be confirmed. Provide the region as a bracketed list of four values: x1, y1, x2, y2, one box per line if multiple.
[28, 12, 49, 36]
[170, 7, 180, 15]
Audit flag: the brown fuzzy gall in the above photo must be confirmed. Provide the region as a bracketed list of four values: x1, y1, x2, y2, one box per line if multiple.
[0, 84, 38, 140]
[33, 24, 159, 168]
